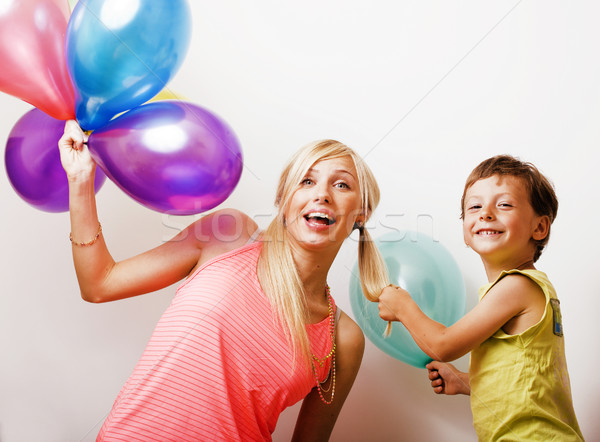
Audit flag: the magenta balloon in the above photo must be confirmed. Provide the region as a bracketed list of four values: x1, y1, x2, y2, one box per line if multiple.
[5, 108, 106, 213]
[0, 0, 75, 120]
[88, 101, 244, 215]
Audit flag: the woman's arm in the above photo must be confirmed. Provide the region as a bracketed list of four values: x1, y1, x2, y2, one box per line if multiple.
[291, 312, 365, 441]
[378, 274, 546, 362]
[59, 121, 257, 303]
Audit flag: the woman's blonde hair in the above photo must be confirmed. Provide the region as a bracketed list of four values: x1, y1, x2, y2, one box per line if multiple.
[257, 139, 389, 363]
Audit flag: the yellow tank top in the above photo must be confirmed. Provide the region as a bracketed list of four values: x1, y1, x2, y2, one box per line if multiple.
[469, 269, 583, 441]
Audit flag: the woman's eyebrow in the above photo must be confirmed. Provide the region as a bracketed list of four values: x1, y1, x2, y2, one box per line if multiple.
[305, 167, 357, 180]
[335, 168, 355, 175]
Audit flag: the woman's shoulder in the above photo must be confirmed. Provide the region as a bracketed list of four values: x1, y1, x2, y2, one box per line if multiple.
[177, 208, 259, 276]
[336, 310, 365, 355]
[204, 208, 258, 240]
[192, 208, 258, 253]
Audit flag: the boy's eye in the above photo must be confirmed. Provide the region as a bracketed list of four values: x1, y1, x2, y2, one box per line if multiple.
[498, 203, 513, 208]
[467, 204, 481, 210]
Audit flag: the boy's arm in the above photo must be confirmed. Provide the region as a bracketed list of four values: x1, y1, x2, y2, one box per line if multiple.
[426, 361, 470, 395]
[378, 274, 545, 361]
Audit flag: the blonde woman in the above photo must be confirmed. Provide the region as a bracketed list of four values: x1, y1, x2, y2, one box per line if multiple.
[59, 120, 388, 441]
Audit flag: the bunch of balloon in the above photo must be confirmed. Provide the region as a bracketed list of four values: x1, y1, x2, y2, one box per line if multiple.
[63, 0, 243, 214]
[349, 231, 466, 368]
[4, 0, 245, 215]
[5, 109, 106, 213]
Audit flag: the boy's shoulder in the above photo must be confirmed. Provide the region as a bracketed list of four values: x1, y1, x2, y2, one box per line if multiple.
[486, 271, 545, 301]
[485, 271, 549, 334]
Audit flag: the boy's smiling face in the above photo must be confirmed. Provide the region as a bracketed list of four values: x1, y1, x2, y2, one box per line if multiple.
[462, 174, 549, 271]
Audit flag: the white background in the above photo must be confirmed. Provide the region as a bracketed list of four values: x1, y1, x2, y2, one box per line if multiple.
[1, 1, 598, 440]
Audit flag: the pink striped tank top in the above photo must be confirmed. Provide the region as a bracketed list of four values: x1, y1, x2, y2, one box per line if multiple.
[97, 241, 334, 441]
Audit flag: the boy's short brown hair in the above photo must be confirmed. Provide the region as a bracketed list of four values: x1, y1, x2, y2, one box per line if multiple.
[460, 155, 558, 262]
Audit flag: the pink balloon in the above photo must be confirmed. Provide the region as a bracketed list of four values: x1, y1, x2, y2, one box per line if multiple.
[0, 0, 75, 120]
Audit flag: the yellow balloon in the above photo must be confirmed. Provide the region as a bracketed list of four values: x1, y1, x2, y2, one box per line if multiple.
[149, 89, 188, 102]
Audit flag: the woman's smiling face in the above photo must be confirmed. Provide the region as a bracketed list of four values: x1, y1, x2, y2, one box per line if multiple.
[284, 155, 364, 251]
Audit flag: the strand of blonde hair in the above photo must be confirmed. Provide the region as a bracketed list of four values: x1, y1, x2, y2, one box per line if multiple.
[358, 227, 392, 335]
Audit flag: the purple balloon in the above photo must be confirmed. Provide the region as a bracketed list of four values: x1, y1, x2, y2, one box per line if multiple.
[88, 101, 243, 215]
[5, 108, 106, 213]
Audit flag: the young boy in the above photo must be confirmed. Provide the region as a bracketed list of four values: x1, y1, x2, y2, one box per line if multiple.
[378, 155, 583, 441]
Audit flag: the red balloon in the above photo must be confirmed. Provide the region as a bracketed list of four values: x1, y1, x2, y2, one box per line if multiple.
[0, 0, 75, 120]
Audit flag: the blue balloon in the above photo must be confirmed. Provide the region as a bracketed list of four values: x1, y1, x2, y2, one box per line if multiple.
[66, 0, 192, 130]
[350, 231, 466, 368]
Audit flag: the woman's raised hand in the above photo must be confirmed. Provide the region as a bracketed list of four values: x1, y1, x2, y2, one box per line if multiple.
[58, 120, 96, 181]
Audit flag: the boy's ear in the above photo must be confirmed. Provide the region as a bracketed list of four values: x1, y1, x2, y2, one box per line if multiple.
[532, 215, 550, 241]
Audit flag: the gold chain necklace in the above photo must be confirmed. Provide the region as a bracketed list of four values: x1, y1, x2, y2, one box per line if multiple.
[310, 285, 336, 405]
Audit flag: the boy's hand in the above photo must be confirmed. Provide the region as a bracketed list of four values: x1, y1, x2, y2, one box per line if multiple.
[426, 361, 470, 396]
[377, 284, 411, 322]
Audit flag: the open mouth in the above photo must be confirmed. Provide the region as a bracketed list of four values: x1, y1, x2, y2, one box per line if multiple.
[476, 229, 502, 236]
[304, 212, 335, 226]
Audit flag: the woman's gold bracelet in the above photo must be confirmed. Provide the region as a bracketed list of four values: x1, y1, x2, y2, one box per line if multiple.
[70, 222, 102, 247]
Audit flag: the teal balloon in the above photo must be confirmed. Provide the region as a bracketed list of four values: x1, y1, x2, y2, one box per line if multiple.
[66, 0, 192, 130]
[350, 231, 466, 368]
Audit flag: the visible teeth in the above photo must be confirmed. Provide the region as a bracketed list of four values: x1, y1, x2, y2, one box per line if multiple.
[305, 212, 335, 225]
[478, 230, 499, 235]
[306, 212, 333, 221]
